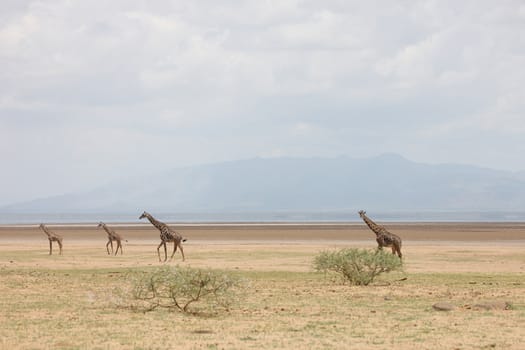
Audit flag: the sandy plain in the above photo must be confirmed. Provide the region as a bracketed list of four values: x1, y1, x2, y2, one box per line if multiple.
[1, 222, 525, 271]
[0, 222, 524, 349]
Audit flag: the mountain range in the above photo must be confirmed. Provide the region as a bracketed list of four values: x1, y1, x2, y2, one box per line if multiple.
[2, 154, 525, 213]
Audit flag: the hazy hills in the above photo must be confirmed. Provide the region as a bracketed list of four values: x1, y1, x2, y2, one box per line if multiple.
[3, 154, 525, 213]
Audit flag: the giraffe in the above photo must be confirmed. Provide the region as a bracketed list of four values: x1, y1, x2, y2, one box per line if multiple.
[39, 224, 63, 255]
[358, 210, 402, 258]
[98, 222, 126, 255]
[139, 211, 186, 262]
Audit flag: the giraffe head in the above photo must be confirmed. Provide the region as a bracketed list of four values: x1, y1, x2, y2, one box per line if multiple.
[139, 211, 149, 220]
[39, 223, 45, 229]
[358, 210, 366, 218]
[97, 222, 104, 228]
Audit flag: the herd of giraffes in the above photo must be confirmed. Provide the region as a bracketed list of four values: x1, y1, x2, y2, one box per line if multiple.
[40, 211, 186, 262]
[39, 210, 403, 261]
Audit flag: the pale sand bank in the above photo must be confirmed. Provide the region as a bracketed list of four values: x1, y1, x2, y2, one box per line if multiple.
[2, 222, 525, 242]
[1, 222, 524, 273]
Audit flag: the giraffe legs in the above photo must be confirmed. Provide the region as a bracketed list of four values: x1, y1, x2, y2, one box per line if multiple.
[167, 241, 186, 261]
[376, 242, 384, 254]
[376, 237, 383, 252]
[393, 243, 402, 259]
[169, 241, 177, 261]
[157, 241, 167, 262]
[49, 240, 62, 255]
[115, 240, 122, 255]
[378, 243, 402, 259]
[106, 238, 123, 255]
[178, 242, 185, 261]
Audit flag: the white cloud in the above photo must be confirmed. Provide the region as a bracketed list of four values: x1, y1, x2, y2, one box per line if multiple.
[1, 0, 525, 205]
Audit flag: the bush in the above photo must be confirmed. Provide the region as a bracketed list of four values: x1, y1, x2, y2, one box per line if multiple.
[120, 266, 244, 315]
[313, 248, 403, 286]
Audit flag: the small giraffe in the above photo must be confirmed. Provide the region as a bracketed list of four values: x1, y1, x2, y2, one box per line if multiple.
[139, 211, 186, 262]
[358, 210, 402, 258]
[98, 222, 126, 255]
[39, 224, 63, 255]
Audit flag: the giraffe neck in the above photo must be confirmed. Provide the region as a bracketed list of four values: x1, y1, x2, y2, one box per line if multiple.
[41, 225, 52, 237]
[101, 224, 113, 236]
[144, 214, 165, 231]
[361, 214, 383, 236]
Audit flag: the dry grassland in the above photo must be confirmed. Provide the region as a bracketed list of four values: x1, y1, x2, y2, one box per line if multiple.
[0, 224, 524, 349]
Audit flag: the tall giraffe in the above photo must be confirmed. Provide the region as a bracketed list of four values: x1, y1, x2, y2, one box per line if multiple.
[358, 210, 402, 258]
[98, 222, 125, 255]
[39, 224, 63, 255]
[139, 211, 186, 262]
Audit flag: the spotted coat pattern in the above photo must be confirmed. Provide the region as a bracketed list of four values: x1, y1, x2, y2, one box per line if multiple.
[139, 211, 186, 262]
[39, 223, 63, 255]
[358, 210, 402, 258]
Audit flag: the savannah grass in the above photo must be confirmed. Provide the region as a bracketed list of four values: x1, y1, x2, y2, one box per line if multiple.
[0, 246, 523, 349]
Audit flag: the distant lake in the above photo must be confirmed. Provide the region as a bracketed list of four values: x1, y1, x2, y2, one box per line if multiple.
[1, 211, 525, 225]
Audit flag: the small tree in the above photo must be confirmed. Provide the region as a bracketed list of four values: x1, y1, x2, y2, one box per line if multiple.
[120, 266, 244, 315]
[314, 248, 403, 286]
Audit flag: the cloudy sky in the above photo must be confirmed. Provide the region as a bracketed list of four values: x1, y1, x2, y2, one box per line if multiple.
[1, 0, 524, 205]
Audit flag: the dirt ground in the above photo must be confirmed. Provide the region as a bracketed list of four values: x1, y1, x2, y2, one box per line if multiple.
[1, 222, 524, 273]
[0, 223, 524, 349]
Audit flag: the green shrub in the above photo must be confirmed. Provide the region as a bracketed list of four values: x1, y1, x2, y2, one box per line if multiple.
[314, 248, 403, 286]
[121, 266, 244, 315]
